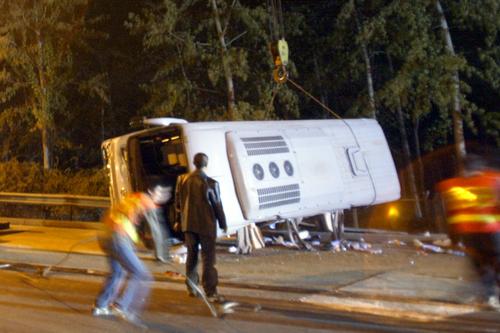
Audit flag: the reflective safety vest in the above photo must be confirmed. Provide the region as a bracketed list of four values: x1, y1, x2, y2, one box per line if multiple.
[103, 193, 156, 243]
[438, 171, 500, 234]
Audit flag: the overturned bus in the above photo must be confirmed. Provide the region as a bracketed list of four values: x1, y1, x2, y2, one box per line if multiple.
[101, 118, 400, 250]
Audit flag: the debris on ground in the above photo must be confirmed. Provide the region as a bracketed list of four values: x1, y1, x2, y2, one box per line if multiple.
[163, 270, 184, 280]
[433, 238, 452, 247]
[263, 237, 274, 245]
[171, 244, 187, 255]
[260, 235, 384, 254]
[387, 239, 407, 246]
[413, 239, 465, 256]
[171, 253, 187, 264]
[273, 235, 300, 248]
[330, 240, 383, 254]
[413, 239, 445, 253]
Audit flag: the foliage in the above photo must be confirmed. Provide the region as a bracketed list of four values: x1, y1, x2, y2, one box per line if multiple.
[0, 160, 107, 195]
[125, 0, 300, 121]
[0, 0, 108, 168]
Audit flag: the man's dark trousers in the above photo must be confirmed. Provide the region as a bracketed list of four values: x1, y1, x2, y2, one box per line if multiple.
[185, 231, 218, 296]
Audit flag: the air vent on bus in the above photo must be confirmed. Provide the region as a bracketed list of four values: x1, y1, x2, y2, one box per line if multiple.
[241, 136, 290, 156]
[257, 184, 300, 209]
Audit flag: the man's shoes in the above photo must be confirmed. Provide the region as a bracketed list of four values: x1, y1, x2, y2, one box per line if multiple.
[487, 295, 500, 311]
[207, 294, 226, 304]
[188, 290, 200, 298]
[92, 306, 112, 317]
[111, 304, 148, 329]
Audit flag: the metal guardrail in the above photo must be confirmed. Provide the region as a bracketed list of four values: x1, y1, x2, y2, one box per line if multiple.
[0, 192, 110, 209]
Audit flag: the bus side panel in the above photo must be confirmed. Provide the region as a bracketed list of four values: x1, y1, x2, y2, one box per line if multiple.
[183, 128, 248, 234]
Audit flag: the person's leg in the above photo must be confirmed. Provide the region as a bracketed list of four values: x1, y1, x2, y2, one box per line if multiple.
[184, 232, 200, 294]
[465, 234, 497, 301]
[145, 209, 170, 260]
[113, 236, 152, 315]
[489, 233, 500, 300]
[95, 239, 126, 310]
[200, 234, 218, 297]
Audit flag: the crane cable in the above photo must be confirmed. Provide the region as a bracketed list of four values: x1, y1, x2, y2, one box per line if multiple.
[264, 2, 379, 206]
[286, 77, 342, 120]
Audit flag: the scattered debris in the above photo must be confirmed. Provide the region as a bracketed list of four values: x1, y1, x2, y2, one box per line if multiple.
[171, 244, 187, 255]
[413, 239, 445, 253]
[445, 249, 466, 256]
[387, 239, 406, 246]
[413, 239, 465, 256]
[273, 236, 300, 248]
[298, 230, 310, 240]
[171, 253, 187, 264]
[164, 270, 184, 280]
[433, 238, 451, 247]
[311, 240, 321, 246]
[329, 240, 382, 254]
[263, 237, 274, 244]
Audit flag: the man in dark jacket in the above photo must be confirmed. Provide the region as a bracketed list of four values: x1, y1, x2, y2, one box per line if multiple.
[175, 152, 227, 302]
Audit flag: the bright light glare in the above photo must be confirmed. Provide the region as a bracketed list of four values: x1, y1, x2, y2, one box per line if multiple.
[388, 206, 399, 218]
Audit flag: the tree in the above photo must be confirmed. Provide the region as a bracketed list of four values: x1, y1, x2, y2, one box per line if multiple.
[126, 0, 301, 121]
[210, 0, 236, 120]
[0, 0, 105, 169]
[436, 0, 466, 171]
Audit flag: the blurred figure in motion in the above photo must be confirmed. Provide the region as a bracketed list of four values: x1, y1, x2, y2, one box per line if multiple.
[438, 155, 500, 310]
[141, 185, 173, 263]
[93, 186, 171, 326]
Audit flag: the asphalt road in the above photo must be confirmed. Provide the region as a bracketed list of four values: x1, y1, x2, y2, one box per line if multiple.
[1, 267, 500, 333]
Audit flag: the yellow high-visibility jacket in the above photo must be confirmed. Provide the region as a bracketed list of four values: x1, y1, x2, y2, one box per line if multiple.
[438, 171, 500, 234]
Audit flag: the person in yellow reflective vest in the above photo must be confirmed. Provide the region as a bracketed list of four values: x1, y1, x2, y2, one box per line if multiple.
[438, 155, 500, 310]
[93, 186, 171, 326]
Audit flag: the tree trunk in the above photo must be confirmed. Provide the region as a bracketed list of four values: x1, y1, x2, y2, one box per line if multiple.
[436, 0, 466, 173]
[387, 54, 422, 219]
[41, 126, 52, 170]
[354, 7, 376, 119]
[361, 43, 376, 119]
[313, 53, 329, 117]
[37, 30, 52, 170]
[210, 0, 236, 120]
[412, 117, 426, 207]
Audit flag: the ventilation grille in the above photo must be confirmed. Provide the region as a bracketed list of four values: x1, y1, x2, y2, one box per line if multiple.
[241, 136, 290, 156]
[257, 184, 300, 209]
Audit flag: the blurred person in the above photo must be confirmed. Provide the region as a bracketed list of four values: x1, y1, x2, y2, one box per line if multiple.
[141, 185, 173, 263]
[93, 185, 171, 326]
[437, 155, 500, 309]
[175, 152, 227, 303]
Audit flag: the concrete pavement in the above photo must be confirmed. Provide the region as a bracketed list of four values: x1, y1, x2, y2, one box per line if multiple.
[0, 224, 495, 321]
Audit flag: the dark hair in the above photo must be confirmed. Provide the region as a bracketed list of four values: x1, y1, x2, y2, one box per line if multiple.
[193, 153, 208, 169]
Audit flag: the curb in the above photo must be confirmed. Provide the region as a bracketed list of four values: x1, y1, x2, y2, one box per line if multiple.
[1, 217, 100, 230]
[299, 294, 483, 321]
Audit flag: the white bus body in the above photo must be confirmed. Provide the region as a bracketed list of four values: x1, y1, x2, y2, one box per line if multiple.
[102, 118, 400, 235]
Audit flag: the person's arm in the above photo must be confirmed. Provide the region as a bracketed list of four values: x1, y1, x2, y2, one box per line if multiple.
[174, 175, 185, 231]
[208, 181, 227, 233]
